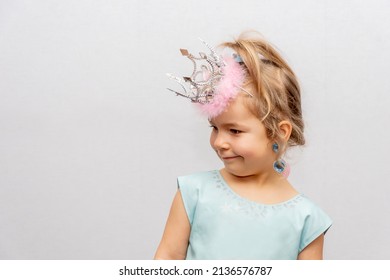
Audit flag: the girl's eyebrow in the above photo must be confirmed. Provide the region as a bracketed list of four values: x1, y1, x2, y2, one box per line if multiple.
[223, 122, 243, 127]
[209, 121, 245, 128]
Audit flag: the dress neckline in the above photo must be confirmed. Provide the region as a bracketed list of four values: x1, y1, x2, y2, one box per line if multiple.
[214, 170, 303, 207]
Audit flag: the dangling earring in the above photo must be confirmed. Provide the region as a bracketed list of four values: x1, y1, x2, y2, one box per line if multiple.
[273, 159, 286, 173]
[272, 142, 290, 177]
[272, 143, 285, 173]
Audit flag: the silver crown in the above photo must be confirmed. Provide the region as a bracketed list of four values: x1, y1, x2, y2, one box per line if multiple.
[167, 39, 226, 104]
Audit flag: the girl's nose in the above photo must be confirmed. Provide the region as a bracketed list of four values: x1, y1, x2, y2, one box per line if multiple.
[212, 133, 230, 150]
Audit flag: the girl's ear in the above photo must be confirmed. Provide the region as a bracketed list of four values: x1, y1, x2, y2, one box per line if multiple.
[278, 120, 292, 142]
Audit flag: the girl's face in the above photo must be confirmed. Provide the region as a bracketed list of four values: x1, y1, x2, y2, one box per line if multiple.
[209, 96, 276, 177]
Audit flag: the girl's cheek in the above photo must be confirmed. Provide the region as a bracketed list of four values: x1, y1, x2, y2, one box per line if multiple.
[235, 143, 252, 156]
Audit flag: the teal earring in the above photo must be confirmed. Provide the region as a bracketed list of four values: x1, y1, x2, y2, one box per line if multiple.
[272, 143, 286, 174]
[273, 159, 287, 174]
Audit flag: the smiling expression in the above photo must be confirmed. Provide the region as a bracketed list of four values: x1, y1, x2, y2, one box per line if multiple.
[209, 96, 277, 177]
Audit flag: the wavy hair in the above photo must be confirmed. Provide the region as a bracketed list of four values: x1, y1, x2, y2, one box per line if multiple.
[221, 32, 305, 154]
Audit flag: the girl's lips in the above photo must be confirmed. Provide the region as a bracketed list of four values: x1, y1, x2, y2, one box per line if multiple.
[221, 156, 239, 160]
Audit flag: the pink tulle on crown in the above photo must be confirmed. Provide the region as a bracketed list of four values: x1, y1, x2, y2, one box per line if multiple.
[198, 56, 246, 118]
[167, 39, 248, 119]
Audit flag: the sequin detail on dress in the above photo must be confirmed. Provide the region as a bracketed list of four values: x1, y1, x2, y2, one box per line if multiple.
[212, 170, 303, 220]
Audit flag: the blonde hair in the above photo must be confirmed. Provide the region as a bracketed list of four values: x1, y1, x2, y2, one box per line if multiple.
[221, 32, 305, 152]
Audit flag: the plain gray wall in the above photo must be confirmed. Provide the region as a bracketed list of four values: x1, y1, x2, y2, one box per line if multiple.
[1, 0, 389, 259]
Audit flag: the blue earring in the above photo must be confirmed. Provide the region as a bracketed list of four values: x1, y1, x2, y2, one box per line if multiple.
[272, 142, 285, 174]
[273, 159, 286, 173]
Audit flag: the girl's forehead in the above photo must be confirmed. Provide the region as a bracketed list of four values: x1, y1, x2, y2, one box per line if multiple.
[210, 96, 260, 124]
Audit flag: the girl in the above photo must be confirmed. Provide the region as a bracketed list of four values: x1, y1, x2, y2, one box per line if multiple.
[155, 32, 332, 260]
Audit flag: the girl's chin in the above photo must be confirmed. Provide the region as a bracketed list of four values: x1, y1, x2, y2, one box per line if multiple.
[222, 167, 253, 178]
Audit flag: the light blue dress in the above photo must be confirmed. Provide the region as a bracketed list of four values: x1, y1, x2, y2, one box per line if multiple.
[178, 170, 332, 260]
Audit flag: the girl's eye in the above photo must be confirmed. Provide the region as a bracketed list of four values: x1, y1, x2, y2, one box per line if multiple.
[230, 129, 242, 134]
[209, 125, 218, 131]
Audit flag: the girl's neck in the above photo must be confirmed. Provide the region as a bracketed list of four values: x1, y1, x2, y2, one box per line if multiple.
[219, 168, 299, 205]
[220, 168, 284, 189]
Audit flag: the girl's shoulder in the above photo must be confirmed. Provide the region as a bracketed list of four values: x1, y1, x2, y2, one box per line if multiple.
[176, 170, 218, 225]
[296, 194, 328, 212]
[293, 195, 333, 231]
[177, 170, 218, 188]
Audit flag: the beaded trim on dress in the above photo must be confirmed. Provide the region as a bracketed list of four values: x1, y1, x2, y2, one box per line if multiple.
[212, 170, 303, 220]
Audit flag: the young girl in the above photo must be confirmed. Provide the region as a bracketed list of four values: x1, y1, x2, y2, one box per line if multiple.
[155, 32, 332, 260]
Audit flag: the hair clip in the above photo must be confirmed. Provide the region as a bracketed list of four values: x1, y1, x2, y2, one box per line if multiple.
[167, 39, 251, 118]
[233, 53, 244, 63]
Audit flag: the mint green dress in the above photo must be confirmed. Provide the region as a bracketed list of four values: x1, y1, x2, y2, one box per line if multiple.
[178, 170, 332, 260]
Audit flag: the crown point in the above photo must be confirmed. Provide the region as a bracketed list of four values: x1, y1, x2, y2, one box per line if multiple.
[180, 49, 189, 56]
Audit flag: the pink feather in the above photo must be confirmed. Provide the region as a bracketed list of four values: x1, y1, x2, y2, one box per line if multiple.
[199, 56, 246, 118]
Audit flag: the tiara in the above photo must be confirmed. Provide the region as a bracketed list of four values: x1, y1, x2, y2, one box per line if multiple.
[167, 39, 250, 118]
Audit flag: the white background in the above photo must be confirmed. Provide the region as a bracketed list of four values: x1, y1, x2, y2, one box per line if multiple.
[0, 0, 389, 259]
